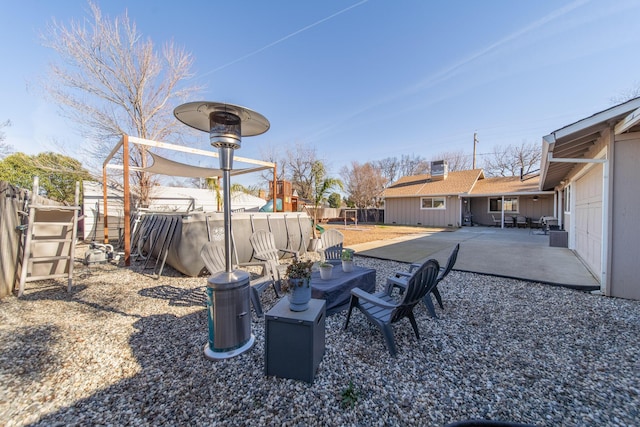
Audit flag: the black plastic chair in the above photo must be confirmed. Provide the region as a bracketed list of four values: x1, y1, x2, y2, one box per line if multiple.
[397, 243, 460, 316]
[343, 259, 440, 356]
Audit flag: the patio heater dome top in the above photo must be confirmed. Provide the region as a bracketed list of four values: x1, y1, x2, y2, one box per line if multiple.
[173, 101, 270, 136]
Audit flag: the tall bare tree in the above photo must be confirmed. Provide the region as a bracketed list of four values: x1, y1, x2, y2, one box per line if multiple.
[260, 142, 319, 200]
[40, 1, 201, 206]
[340, 161, 386, 209]
[482, 141, 541, 177]
[258, 143, 287, 190]
[398, 153, 430, 177]
[284, 143, 319, 200]
[431, 149, 472, 171]
[375, 157, 400, 187]
[0, 120, 12, 159]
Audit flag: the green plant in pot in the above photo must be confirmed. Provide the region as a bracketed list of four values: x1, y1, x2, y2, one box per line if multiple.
[318, 261, 334, 280]
[282, 259, 314, 311]
[341, 249, 355, 273]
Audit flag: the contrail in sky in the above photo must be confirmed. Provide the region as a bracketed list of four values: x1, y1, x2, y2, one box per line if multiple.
[408, 0, 590, 94]
[198, 0, 369, 78]
[307, 0, 590, 142]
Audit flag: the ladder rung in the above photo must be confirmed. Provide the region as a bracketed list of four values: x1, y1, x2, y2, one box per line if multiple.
[32, 221, 73, 226]
[31, 205, 81, 211]
[29, 256, 72, 262]
[25, 273, 69, 282]
[32, 238, 73, 244]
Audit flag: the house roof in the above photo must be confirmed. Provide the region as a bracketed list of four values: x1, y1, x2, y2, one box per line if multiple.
[383, 169, 553, 199]
[541, 97, 640, 190]
[383, 169, 484, 198]
[470, 175, 548, 196]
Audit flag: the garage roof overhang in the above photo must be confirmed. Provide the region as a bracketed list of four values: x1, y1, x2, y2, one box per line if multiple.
[540, 97, 640, 191]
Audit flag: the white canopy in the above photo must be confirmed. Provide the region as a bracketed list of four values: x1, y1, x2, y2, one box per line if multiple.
[102, 135, 278, 265]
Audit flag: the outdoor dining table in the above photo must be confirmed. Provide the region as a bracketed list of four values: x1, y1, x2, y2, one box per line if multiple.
[310, 264, 376, 315]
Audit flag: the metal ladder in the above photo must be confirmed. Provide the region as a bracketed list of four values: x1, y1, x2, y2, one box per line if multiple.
[17, 177, 80, 297]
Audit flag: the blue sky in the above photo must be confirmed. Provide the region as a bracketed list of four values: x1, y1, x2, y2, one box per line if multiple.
[2, 0, 640, 186]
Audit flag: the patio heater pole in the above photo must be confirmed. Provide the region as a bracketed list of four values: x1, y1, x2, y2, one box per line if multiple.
[174, 102, 269, 360]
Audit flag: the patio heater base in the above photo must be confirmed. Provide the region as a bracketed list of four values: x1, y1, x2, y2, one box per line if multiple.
[203, 335, 255, 361]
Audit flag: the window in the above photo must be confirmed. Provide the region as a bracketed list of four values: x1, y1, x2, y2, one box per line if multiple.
[488, 197, 519, 213]
[564, 186, 571, 214]
[421, 197, 446, 209]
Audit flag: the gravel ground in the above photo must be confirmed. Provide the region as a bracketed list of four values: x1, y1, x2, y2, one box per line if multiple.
[1, 254, 639, 427]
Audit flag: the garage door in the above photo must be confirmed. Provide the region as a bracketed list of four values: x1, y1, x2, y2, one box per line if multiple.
[574, 163, 602, 278]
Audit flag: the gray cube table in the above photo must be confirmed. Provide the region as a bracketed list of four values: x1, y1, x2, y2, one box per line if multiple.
[311, 265, 376, 315]
[264, 298, 326, 383]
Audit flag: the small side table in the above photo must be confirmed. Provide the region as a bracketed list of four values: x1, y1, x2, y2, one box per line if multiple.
[264, 298, 326, 383]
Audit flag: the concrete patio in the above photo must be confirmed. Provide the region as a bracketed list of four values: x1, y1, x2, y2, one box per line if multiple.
[348, 226, 600, 290]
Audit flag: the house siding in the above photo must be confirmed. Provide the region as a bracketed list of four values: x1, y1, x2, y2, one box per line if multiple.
[385, 196, 461, 227]
[610, 134, 640, 300]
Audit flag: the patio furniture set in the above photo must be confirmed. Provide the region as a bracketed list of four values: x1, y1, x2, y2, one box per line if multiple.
[201, 228, 460, 381]
[492, 214, 544, 228]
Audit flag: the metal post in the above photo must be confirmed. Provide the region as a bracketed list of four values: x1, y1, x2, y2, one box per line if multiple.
[174, 101, 269, 361]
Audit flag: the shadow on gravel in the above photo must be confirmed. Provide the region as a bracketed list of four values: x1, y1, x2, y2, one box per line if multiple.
[138, 285, 207, 307]
[29, 310, 270, 426]
[19, 284, 142, 319]
[0, 325, 59, 384]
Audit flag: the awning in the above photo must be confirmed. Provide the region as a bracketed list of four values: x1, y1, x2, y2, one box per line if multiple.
[143, 152, 241, 178]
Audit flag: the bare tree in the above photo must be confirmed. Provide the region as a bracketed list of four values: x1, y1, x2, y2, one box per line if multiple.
[374, 154, 432, 186]
[340, 161, 386, 209]
[0, 120, 12, 159]
[285, 143, 320, 200]
[431, 149, 472, 171]
[610, 82, 640, 105]
[482, 141, 541, 177]
[40, 1, 201, 206]
[260, 142, 319, 200]
[375, 157, 400, 187]
[398, 154, 430, 177]
[258, 143, 285, 184]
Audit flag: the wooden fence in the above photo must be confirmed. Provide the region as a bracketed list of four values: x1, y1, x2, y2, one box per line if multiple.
[0, 181, 29, 298]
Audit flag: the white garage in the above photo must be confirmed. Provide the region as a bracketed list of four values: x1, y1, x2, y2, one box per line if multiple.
[541, 96, 640, 300]
[573, 163, 602, 278]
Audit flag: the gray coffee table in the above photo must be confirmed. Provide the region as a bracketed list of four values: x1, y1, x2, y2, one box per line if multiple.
[311, 264, 376, 315]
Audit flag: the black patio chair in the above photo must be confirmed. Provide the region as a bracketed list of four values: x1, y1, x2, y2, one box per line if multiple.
[396, 243, 460, 316]
[343, 259, 440, 356]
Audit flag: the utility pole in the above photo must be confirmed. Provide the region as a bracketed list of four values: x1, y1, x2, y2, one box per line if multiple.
[473, 132, 478, 169]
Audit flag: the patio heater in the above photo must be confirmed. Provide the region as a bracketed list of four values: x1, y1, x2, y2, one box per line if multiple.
[174, 101, 270, 360]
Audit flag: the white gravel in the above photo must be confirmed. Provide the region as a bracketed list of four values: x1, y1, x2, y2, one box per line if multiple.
[1, 254, 639, 427]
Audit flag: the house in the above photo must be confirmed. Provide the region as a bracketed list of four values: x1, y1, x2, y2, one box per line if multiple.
[540, 96, 640, 300]
[466, 174, 554, 227]
[382, 164, 553, 228]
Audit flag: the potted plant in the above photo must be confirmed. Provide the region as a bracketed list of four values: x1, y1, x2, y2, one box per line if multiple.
[282, 258, 314, 311]
[341, 249, 355, 273]
[318, 261, 334, 280]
